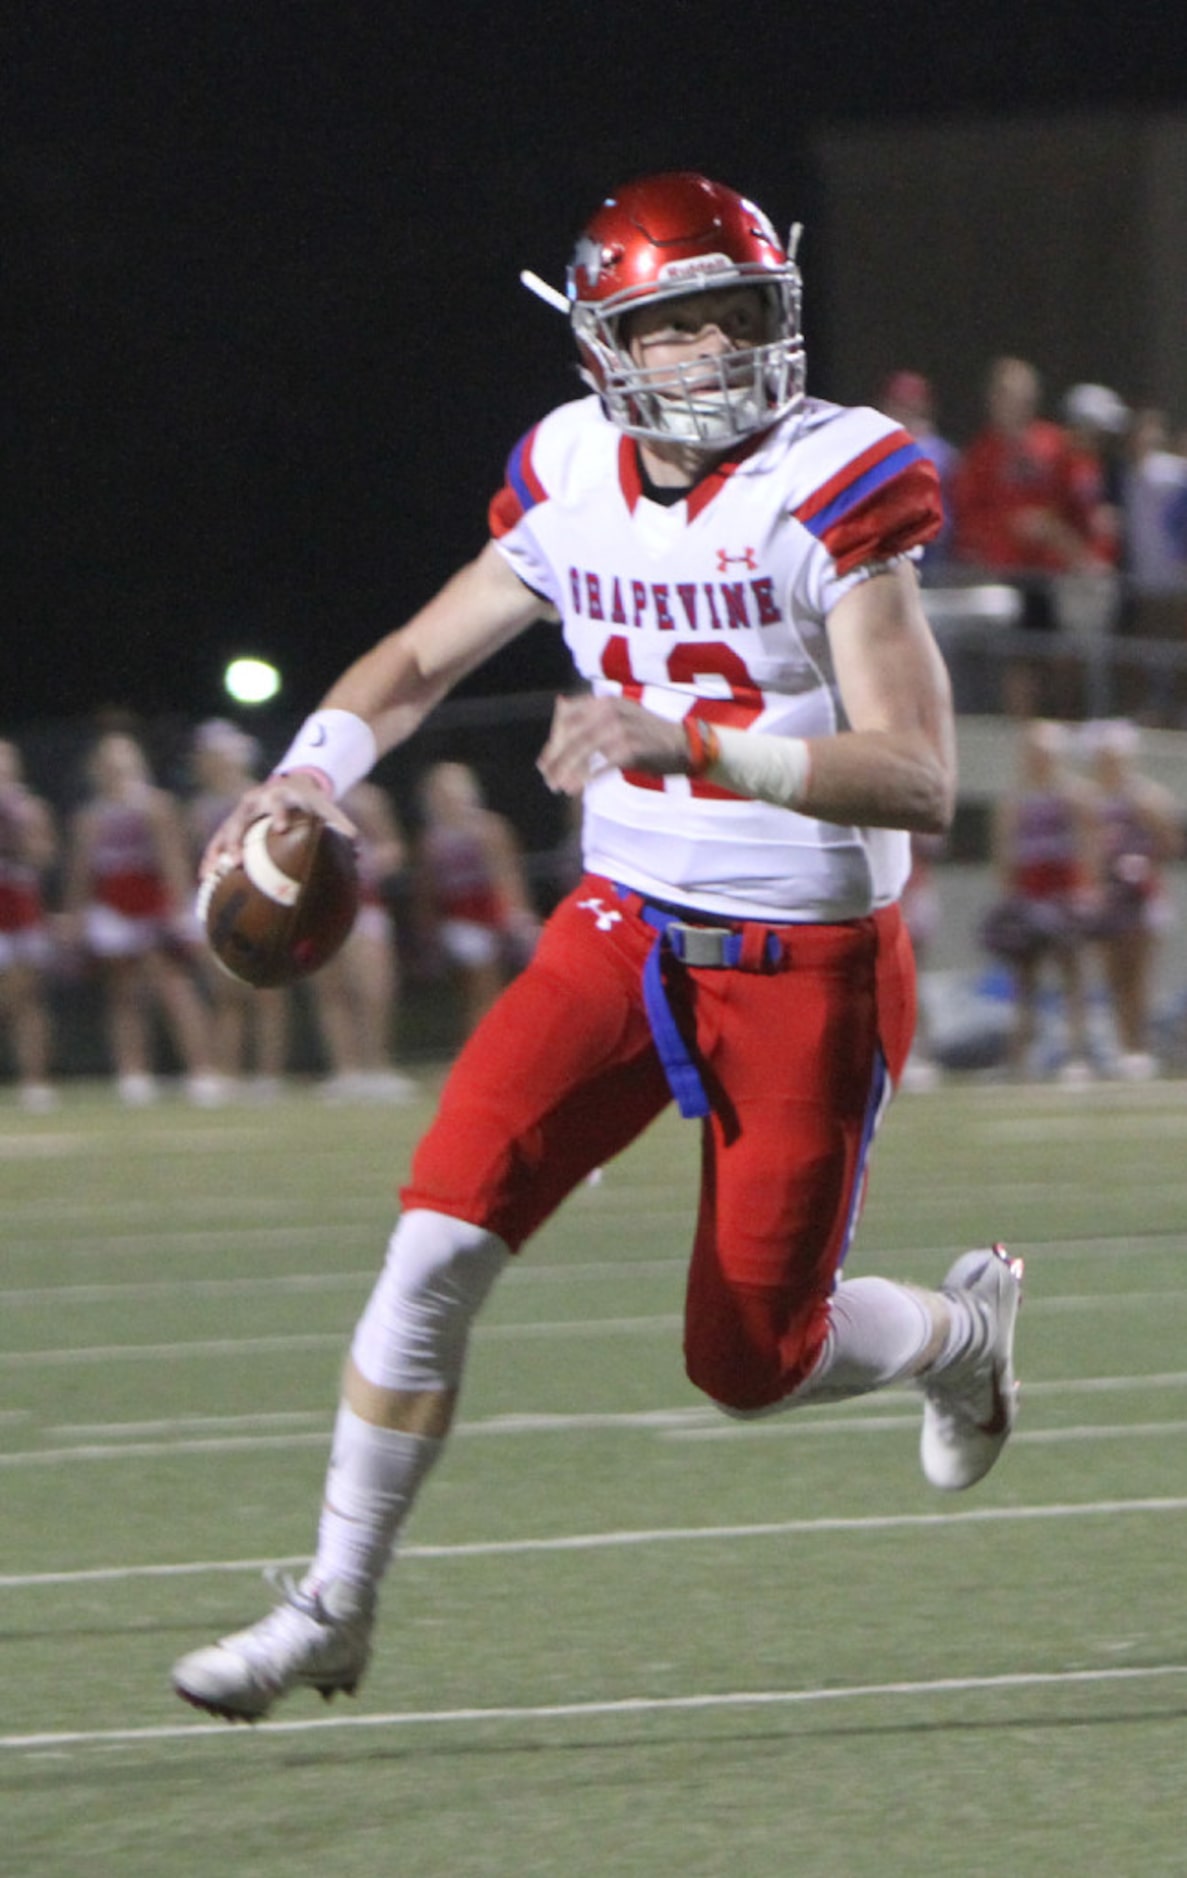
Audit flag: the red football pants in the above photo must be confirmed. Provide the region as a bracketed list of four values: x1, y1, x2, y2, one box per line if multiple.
[402, 875, 916, 1409]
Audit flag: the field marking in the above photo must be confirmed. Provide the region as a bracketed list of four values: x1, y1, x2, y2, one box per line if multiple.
[0, 1274, 378, 1307]
[6, 1413, 1187, 1468]
[0, 1187, 686, 1228]
[1031, 1292, 1187, 1311]
[3, 1284, 1185, 1369]
[0, 1318, 689, 1368]
[670, 1418, 1187, 1445]
[0, 1136, 89, 1159]
[3, 1231, 1187, 1303]
[1025, 1371, 1187, 1394]
[4, 1226, 376, 1260]
[0, 1191, 359, 1222]
[0, 1128, 272, 1159]
[0, 1333, 346, 1369]
[0, 1259, 685, 1307]
[1, 1212, 691, 1261]
[48, 1411, 327, 1439]
[25, 1371, 1187, 1443]
[980, 1112, 1187, 1141]
[3, 1663, 1186, 1752]
[4, 1496, 1187, 1588]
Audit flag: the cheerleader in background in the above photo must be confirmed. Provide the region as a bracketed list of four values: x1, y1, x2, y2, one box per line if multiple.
[413, 761, 540, 1037]
[1081, 719, 1182, 1079]
[63, 729, 223, 1106]
[0, 739, 59, 1111]
[311, 779, 418, 1102]
[982, 719, 1097, 1080]
[186, 719, 290, 1099]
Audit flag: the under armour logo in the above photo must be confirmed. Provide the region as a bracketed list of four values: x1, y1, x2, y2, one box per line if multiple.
[577, 896, 623, 932]
[715, 547, 758, 572]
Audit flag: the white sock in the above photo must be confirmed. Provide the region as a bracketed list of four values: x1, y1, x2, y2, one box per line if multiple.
[310, 1403, 443, 1594]
[793, 1276, 936, 1405]
[928, 1290, 985, 1374]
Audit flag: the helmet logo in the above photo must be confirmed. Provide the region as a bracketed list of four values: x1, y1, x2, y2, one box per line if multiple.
[572, 235, 621, 287]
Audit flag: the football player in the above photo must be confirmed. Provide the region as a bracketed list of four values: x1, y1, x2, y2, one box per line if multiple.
[173, 172, 1022, 1721]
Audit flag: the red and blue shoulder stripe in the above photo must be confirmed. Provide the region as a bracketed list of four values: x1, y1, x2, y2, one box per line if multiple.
[488, 424, 549, 539]
[793, 428, 942, 576]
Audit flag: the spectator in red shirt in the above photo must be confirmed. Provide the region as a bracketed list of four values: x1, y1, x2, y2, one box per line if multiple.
[951, 358, 1103, 716]
[953, 358, 1097, 575]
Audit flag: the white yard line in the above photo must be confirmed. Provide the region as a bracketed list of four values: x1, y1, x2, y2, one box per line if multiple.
[0, 1333, 346, 1368]
[31, 1371, 1187, 1442]
[2, 1212, 688, 1260]
[980, 1112, 1187, 1140]
[5, 1413, 1187, 1467]
[1031, 1292, 1187, 1310]
[3, 1495, 1187, 1589]
[668, 1417, 1187, 1444]
[4, 1226, 371, 1258]
[3, 1663, 1186, 1752]
[0, 1258, 686, 1306]
[0, 1128, 272, 1158]
[3, 1229, 1187, 1302]
[1, 1274, 377, 1306]
[0, 1318, 685, 1367]
[2, 1286, 1184, 1368]
[48, 1411, 328, 1439]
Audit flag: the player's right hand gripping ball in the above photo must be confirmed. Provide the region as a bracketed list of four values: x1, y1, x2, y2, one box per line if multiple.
[198, 811, 360, 987]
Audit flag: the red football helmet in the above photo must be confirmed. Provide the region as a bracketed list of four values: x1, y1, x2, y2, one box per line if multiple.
[566, 172, 804, 447]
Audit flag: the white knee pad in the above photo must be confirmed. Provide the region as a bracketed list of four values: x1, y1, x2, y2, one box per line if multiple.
[351, 1210, 510, 1392]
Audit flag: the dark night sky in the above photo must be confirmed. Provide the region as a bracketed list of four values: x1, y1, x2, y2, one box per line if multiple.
[6, 1, 1187, 727]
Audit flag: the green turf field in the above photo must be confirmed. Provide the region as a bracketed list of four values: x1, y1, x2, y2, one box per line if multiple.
[2, 1076, 1185, 1876]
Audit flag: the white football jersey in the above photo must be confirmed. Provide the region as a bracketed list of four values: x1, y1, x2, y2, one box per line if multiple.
[490, 395, 941, 921]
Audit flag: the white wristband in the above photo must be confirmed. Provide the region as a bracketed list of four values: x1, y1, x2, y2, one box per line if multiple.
[274, 709, 378, 802]
[706, 724, 811, 809]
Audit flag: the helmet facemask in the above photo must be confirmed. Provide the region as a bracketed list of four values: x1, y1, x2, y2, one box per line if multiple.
[572, 268, 805, 448]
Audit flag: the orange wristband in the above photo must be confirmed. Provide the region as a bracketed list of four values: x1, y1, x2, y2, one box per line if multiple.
[684, 717, 721, 777]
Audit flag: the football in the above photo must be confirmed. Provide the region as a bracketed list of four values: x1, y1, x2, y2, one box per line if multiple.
[197, 811, 360, 988]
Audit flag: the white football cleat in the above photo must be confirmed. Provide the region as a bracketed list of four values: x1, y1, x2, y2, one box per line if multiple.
[919, 1244, 1023, 1492]
[172, 1573, 375, 1723]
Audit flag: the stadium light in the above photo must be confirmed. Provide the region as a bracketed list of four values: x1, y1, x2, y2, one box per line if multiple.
[224, 656, 282, 705]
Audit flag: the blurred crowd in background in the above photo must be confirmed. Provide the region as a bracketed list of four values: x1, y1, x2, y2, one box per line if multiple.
[880, 356, 1187, 724]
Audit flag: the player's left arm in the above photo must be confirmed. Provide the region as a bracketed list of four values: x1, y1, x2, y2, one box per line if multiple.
[802, 562, 956, 833]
